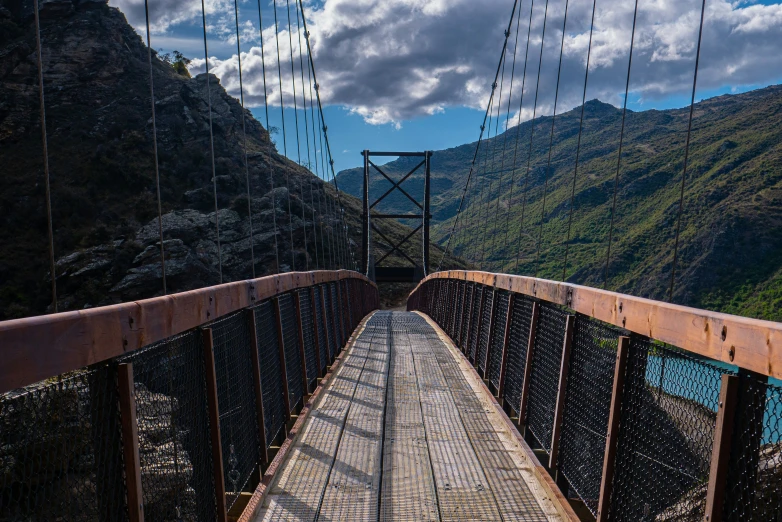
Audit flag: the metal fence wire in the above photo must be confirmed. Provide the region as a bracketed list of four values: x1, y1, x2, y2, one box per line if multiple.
[454, 281, 465, 344]
[323, 284, 338, 361]
[330, 283, 344, 350]
[313, 286, 330, 372]
[279, 293, 304, 412]
[121, 330, 217, 522]
[207, 311, 261, 511]
[526, 302, 569, 452]
[723, 375, 782, 521]
[0, 365, 128, 522]
[503, 294, 535, 415]
[488, 291, 510, 392]
[459, 283, 475, 351]
[253, 300, 287, 448]
[609, 337, 735, 522]
[476, 288, 494, 374]
[468, 285, 484, 362]
[297, 290, 319, 389]
[558, 315, 623, 517]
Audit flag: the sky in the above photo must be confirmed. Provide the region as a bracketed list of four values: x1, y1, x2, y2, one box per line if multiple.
[108, 0, 782, 174]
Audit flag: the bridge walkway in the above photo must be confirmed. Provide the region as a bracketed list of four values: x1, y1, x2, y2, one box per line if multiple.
[254, 311, 563, 521]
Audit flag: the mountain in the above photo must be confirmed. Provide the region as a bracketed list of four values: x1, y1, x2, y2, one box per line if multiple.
[337, 88, 782, 321]
[0, 0, 454, 319]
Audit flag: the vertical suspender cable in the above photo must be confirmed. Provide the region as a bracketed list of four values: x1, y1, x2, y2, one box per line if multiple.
[669, 0, 707, 302]
[490, 3, 524, 264]
[144, 0, 167, 294]
[534, 0, 570, 277]
[503, 0, 535, 253]
[304, 27, 326, 269]
[436, 0, 520, 272]
[273, 0, 296, 270]
[255, 0, 280, 273]
[476, 84, 496, 266]
[562, 0, 597, 281]
[603, 0, 639, 289]
[515, 0, 550, 272]
[32, 0, 57, 311]
[233, 0, 257, 278]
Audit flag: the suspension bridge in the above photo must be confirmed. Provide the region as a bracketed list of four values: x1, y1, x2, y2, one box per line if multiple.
[1, 0, 781, 520]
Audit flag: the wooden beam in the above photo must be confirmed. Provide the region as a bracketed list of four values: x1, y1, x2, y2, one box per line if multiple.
[309, 288, 323, 377]
[409, 271, 782, 380]
[202, 328, 228, 522]
[272, 298, 292, 421]
[549, 315, 576, 469]
[117, 363, 144, 522]
[518, 302, 540, 425]
[246, 310, 268, 466]
[497, 294, 516, 400]
[704, 374, 740, 522]
[293, 291, 310, 395]
[596, 335, 630, 522]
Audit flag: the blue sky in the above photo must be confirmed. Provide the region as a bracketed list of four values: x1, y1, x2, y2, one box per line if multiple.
[110, 0, 782, 174]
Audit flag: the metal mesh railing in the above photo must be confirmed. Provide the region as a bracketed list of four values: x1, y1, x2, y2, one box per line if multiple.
[253, 300, 287, 448]
[526, 302, 569, 452]
[0, 365, 129, 522]
[558, 315, 623, 516]
[459, 283, 474, 351]
[208, 312, 261, 510]
[468, 286, 484, 362]
[279, 293, 304, 413]
[488, 291, 510, 392]
[313, 286, 330, 372]
[121, 330, 217, 522]
[330, 283, 344, 350]
[324, 284, 338, 361]
[503, 295, 535, 415]
[298, 290, 318, 389]
[454, 281, 465, 344]
[609, 337, 734, 521]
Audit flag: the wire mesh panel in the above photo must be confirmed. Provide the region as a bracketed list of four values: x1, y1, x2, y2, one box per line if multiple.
[323, 284, 338, 361]
[297, 290, 318, 389]
[468, 286, 484, 362]
[121, 330, 217, 522]
[503, 295, 535, 414]
[488, 291, 510, 391]
[279, 293, 304, 412]
[313, 286, 329, 374]
[342, 281, 353, 332]
[330, 283, 344, 351]
[723, 375, 782, 521]
[0, 365, 128, 522]
[475, 288, 495, 374]
[459, 283, 475, 352]
[526, 302, 569, 452]
[454, 281, 465, 344]
[208, 311, 261, 510]
[558, 315, 622, 516]
[609, 337, 735, 522]
[253, 300, 286, 448]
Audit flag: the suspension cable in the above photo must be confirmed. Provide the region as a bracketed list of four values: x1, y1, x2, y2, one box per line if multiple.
[534, 0, 571, 277]
[603, 0, 640, 289]
[303, 24, 326, 269]
[255, 0, 280, 273]
[32, 0, 57, 311]
[233, 0, 257, 277]
[669, 0, 707, 302]
[515, 0, 550, 272]
[436, 0, 520, 272]
[144, 0, 167, 293]
[273, 0, 296, 270]
[562, 0, 597, 281]
[476, 81, 497, 267]
[503, 0, 535, 253]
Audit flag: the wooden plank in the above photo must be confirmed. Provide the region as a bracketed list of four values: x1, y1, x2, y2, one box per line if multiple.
[247, 310, 268, 465]
[704, 374, 740, 522]
[0, 271, 376, 394]
[518, 302, 540, 424]
[548, 315, 576, 470]
[410, 271, 782, 380]
[497, 294, 516, 399]
[596, 336, 630, 522]
[272, 298, 292, 421]
[309, 288, 323, 377]
[117, 363, 144, 522]
[203, 328, 229, 522]
[293, 292, 310, 396]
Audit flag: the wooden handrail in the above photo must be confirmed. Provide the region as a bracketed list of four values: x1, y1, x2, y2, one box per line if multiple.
[0, 270, 376, 394]
[410, 271, 782, 379]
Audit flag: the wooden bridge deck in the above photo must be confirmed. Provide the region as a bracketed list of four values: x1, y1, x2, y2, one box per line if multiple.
[253, 311, 565, 522]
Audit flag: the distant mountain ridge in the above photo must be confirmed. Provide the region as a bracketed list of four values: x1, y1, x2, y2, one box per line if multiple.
[337, 87, 782, 321]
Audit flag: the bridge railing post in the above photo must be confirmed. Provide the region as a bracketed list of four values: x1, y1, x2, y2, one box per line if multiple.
[482, 287, 500, 379]
[246, 309, 269, 467]
[293, 291, 310, 398]
[117, 363, 144, 522]
[549, 314, 576, 472]
[309, 287, 324, 379]
[704, 373, 740, 522]
[518, 301, 540, 429]
[497, 293, 516, 401]
[202, 327, 229, 522]
[272, 298, 292, 421]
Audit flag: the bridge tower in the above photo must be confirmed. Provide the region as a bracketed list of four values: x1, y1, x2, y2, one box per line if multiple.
[361, 150, 432, 283]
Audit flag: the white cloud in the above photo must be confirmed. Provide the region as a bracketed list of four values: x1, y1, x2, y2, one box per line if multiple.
[109, 0, 782, 127]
